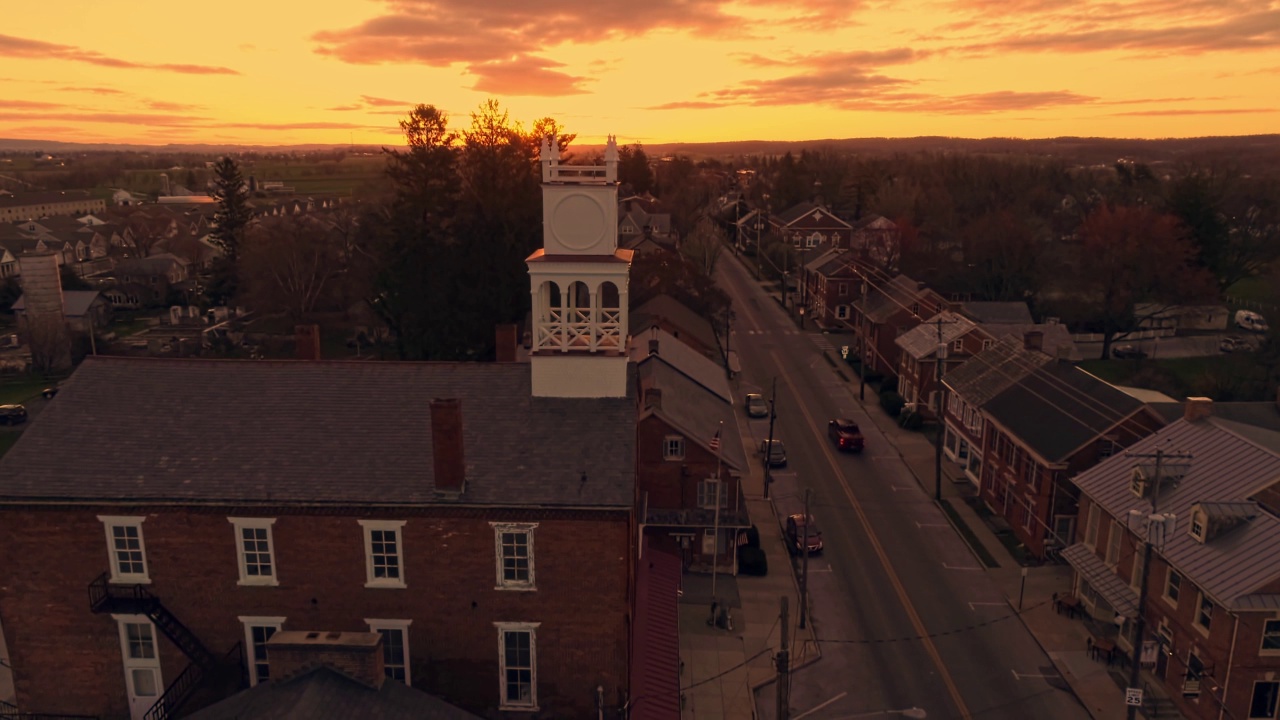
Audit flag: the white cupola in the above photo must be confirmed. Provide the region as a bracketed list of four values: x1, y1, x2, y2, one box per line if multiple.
[528, 135, 632, 398]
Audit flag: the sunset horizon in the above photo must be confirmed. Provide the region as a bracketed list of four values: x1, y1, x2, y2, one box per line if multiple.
[2, 0, 1278, 147]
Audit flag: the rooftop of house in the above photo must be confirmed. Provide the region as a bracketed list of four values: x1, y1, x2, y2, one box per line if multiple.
[943, 335, 1053, 407]
[629, 328, 731, 403]
[982, 360, 1146, 463]
[894, 311, 979, 360]
[980, 323, 1080, 362]
[0, 190, 98, 209]
[11, 290, 102, 316]
[960, 301, 1034, 325]
[0, 357, 636, 508]
[854, 274, 946, 324]
[1073, 413, 1280, 610]
[638, 360, 746, 473]
[184, 665, 483, 720]
[631, 295, 719, 355]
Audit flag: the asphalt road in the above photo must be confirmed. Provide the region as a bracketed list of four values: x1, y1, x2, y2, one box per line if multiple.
[718, 256, 1090, 720]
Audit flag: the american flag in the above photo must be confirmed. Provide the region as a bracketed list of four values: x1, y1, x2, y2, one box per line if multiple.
[709, 427, 722, 452]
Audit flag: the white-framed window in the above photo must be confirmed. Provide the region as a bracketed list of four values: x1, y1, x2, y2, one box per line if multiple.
[1195, 593, 1214, 633]
[239, 616, 285, 686]
[1262, 619, 1280, 654]
[697, 479, 729, 509]
[663, 435, 685, 460]
[359, 520, 407, 589]
[113, 615, 162, 715]
[1250, 680, 1280, 718]
[836, 305, 849, 319]
[366, 619, 412, 685]
[495, 622, 540, 711]
[1106, 519, 1122, 566]
[952, 339, 964, 353]
[492, 523, 536, 591]
[1164, 569, 1182, 606]
[1190, 511, 1206, 542]
[982, 339, 994, 350]
[99, 515, 150, 584]
[229, 518, 278, 586]
[1184, 651, 1204, 697]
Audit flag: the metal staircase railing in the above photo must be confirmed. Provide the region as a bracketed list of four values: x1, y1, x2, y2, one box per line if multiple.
[87, 572, 217, 669]
[142, 643, 247, 720]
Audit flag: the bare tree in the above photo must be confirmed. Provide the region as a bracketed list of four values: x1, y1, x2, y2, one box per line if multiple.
[680, 216, 725, 275]
[22, 313, 72, 373]
[240, 216, 342, 320]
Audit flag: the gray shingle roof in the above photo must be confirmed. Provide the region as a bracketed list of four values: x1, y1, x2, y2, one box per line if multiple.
[1073, 417, 1280, 609]
[981, 322, 1080, 362]
[11, 290, 101, 316]
[629, 328, 731, 402]
[631, 295, 719, 355]
[638, 361, 745, 472]
[961, 301, 1034, 325]
[0, 357, 635, 508]
[982, 361, 1144, 463]
[185, 665, 483, 720]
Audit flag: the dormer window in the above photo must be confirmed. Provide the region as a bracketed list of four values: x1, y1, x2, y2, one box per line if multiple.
[1189, 510, 1206, 542]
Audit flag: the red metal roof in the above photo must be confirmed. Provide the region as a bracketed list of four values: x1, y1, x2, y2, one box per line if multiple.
[629, 545, 682, 720]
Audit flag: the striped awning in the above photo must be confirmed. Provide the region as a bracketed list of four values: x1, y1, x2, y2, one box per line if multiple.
[1061, 543, 1139, 618]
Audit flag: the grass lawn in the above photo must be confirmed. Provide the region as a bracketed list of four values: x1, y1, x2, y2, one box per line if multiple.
[1079, 353, 1264, 400]
[0, 432, 20, 459]
[1227, 277, 1275, 305]
[0, 377, 54, 405]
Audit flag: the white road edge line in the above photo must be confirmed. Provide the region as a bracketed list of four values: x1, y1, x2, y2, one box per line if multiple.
[916, 522, 949, 528]
[968, 602, 1006, 610]
[944, 563, 983, 571]
[1012, 670, 1062, 680]
[792, 691, 849, 720]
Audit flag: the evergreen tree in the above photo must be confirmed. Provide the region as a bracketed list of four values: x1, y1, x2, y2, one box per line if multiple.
[210, 157, 251, 265]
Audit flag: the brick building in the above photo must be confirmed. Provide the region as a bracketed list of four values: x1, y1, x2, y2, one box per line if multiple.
[1068, 400, 1280, 720]
[0, 138, 641, 720]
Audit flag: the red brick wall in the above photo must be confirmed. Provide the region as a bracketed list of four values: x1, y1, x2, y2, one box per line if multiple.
[0, 506, 630, 719]
[636, 416, 737, 511]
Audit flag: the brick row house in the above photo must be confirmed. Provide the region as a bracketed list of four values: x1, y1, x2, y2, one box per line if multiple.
[0, 138, 654, 720]
[798, 249, 861, 327]
[1068, 399, 1280, 720]
[850, 271, 949, 383]
[772, 202, 852, 252]
[631, 331, 748, 573]
[943, 336, 1165, 557]
[894, 311, 989, 418]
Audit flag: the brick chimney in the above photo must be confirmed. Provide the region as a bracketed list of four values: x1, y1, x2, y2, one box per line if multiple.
[1023, 331, 1044, 352]
[431, 398, 466, 494]
[1184, 396, 1214, 423]
[266, 631, 385, 689]
[295, 324, 321, 361]
[644, 387, 662, 410]
[495, 324, 518, 362]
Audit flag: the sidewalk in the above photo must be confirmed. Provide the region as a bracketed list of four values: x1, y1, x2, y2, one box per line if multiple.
[679, 412, 820, 720]
[805, 318, 1134, 720]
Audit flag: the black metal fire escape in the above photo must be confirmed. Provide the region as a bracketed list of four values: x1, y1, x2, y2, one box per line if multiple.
[88, 573, 245, 720]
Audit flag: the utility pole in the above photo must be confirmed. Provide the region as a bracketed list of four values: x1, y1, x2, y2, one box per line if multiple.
[764, 377, 778, 499]
[934, 317, 945, 502]
[1124, 447, 1192, 720]
[799, 488, 810, 629]
[776, 596, 790, 720]
[858, 280, 869, 401]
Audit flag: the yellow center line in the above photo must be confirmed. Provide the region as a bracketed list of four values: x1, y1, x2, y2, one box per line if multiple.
[771, 349, 973, 720]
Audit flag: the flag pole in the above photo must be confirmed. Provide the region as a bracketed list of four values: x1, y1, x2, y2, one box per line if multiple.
[711, 421, 724, 606]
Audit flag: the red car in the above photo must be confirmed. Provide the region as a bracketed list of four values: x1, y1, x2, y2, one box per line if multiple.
[785, 514, 823, 555]
[828, 418, 864, 453]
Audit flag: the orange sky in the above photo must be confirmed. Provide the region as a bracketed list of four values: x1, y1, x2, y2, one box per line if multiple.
[1, 0, 1278, 147]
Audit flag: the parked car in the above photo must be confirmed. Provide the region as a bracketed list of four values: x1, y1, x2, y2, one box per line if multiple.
[760, 439, 787, 468]
[0, 404, 28, 425]
[41, 386, 58, 399]
[1220, 336, 1250, 353]
[1111, 344, 1148, 359]
[828, 418, 865, 453]
[1235, 310, 1270, 333]
[785, 514, 823, 555]
[745, 393, 769, 418]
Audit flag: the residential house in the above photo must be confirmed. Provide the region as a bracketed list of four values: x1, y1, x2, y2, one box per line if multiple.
[970, 353, 1164, 557]
[108, 254, 190, 307]
[631, 332, 748, 572]
[628, 546, 681, 720]
[980, 321, 1080, 362]
[0, 136, 640, 720]
[799, 248, 862, 327]
[894, 311, 991, 418]
[942, 335, 1053, 485]
[11, 290, 110, 334]
[630, 295, 722, 360]
[733, 208, 777, 253]
[850, 271, 950, 382]
[1068, 399, 1280, 720]
[848, 214, 900, 270]
[774, 202, 852, 251]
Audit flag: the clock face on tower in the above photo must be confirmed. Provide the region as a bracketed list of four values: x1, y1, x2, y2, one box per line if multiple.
[551, 192, 608, 252]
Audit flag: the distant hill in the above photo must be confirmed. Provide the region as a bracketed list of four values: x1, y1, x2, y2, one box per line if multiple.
[3, 134, 1278, 175]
